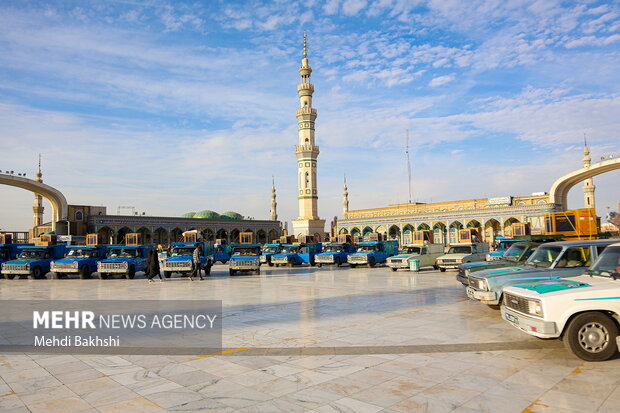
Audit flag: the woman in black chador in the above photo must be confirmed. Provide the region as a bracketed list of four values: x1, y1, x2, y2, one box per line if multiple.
[146, 249, 163, 282]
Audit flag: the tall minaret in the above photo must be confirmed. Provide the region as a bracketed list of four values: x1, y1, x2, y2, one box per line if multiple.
[33, 154, 44, 228]
[582, 136, 596, 210]
[270, 176, 278, 221]
[342, 174, 349, 217]
[292, 32, 325, 238]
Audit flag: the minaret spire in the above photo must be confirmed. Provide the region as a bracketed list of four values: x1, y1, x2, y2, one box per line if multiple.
[32, 154, 44, 234]
[581, 134, 596, 209]
[270, 175, 278, 221]
[292, 32, 325, 238]
[343, 174, 349, 216]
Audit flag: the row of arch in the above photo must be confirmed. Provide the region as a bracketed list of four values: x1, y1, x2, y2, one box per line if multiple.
[340, 217, 522, 245]
[96, 226, 280, 245]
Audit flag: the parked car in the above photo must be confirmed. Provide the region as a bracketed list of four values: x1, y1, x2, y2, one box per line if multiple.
[456, 241, 540, 285]
[386, 244, 444, 271]
[436, 243, 489, 272]
[466, 239, 616, 307]
[501, 242, 620, 361]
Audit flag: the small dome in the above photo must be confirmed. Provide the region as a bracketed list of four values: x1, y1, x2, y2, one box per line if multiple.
[221, 211, 243, 220]
[181, 212, 196, 218]
[194, 210, 220, 219]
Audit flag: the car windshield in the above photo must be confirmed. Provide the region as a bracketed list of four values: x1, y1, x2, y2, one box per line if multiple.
[18, 250, 46, 259]
[588, 246, 620, 278]
[107, 248, 137, 258]
[447, 246, 471, 254]
[358, 245, 378, 252]
[171, 248, 193, 257]
[497, 240, 517, 250]
[262, 246, 281, 253]
[526, 246, 562, 268]
[281, 246, 299, 253]
[324, 245, 344, 253]
[233, 248, 260, 256]
[399, 247, 422, 254]
[67, 249, 92, 258]
[502, 245, 528, 262]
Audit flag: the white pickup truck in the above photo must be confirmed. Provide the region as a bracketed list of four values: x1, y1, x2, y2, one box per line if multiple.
[501, 242, 620, 361]
[386, 244, 444, 271]
[436, 243, 489, 272]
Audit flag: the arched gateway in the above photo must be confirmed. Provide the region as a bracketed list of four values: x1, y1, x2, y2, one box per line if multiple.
[549, 156, 620, 209]
[0, 173, 68, 232]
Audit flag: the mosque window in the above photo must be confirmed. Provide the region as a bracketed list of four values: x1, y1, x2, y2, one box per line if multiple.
[305, 172, 309, 188]
[75, 210, 83, 221]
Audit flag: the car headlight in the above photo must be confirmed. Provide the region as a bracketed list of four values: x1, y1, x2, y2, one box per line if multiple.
[73, 262, 79, 268]
[528, 300, 543, 317]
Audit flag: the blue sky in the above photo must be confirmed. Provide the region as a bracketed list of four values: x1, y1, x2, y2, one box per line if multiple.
[0, 0, 619, 231]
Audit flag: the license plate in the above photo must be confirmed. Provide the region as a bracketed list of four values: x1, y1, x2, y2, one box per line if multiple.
[466, 286, 476, 299]
[505, 312, 519, 324]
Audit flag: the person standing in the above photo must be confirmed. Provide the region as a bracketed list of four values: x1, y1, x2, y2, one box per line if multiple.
[190, 244, 203, 281]
[146, 249, 163, 282]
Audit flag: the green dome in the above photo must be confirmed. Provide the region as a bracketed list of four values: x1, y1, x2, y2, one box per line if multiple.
[194, 210, 220, 219]
[181, 212, 196, 218]
[221, 211, 243, 220]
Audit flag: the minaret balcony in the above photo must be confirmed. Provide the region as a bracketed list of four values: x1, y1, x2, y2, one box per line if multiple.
[297, 83, 314, 94]
[296, 107, 317, 117]
[295, 144, 320, 155]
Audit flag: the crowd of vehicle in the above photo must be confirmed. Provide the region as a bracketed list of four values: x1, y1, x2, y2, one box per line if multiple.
[460, 235, 620, 362]
[2, 227, 620, 362]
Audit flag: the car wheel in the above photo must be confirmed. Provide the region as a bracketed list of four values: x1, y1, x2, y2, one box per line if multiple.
[350, 264, 357, 268]
[4, 273, 15, 280]
[268, 260, 274, 267]
[79, 265, 90, 280]
[229, 269, 236, 276]
[367, 257, 376, 268]
[127, 266, 136, 280]
[164, 271, 172, 278]
[204, 262, 212, 276]
[31, 266, 44, 279]
[564, 312, 619, 362]
[335, 257, 341, 267]
[99, 272, 108, 280]
[317, 263, 322, 268]
[51, 272, 61, 279]
[256, 268, 260, 275]
[391, 267, 398, 272]
[439, 268, 446, 272]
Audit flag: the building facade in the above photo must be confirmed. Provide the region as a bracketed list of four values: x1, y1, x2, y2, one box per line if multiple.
[88, 211, 281, 245]
[291, 33, 325, 239]
[338, 195, 554, 245]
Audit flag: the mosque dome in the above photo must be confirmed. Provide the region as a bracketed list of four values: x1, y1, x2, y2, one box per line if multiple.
[221, 211, 244, 220]
[181, 212, 196, 218]
[194, 210, 220, 219]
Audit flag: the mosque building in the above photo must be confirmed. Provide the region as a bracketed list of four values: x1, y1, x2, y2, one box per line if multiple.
[336, 144, 597, 245]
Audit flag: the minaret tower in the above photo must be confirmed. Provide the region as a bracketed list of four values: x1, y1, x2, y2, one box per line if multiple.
[582, 136, 596, 210]
[343, 174, 349, 217]
[292, 32, 325, 238]
[33, 154, 44, 228]
[270, 176, 278, 221]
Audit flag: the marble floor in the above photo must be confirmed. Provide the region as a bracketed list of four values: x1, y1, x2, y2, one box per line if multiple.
[0, 265, 619, 412]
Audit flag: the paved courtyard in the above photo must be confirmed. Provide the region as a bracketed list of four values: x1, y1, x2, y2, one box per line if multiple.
[1, 265, 619, 413]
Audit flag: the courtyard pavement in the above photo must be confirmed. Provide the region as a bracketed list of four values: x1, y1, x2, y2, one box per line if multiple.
[0, 265, 619, 412]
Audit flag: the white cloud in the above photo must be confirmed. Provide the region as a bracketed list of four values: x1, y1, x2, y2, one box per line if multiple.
[429, 74, 454, 87]
[342, 0, 367, 16]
